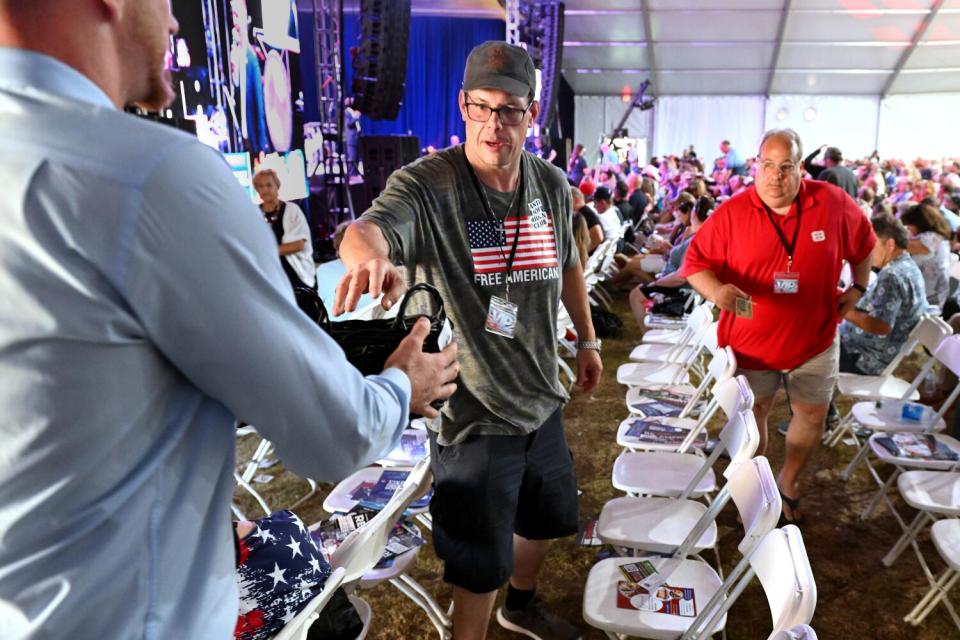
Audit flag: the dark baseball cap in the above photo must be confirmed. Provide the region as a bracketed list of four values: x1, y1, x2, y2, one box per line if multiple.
[594, 186, 612, 202]
[463, 41, 536, 99]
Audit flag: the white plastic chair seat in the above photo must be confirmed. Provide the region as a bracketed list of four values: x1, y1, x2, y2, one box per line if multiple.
[323, 466, 428, 516]
[897, 470, 960, 517]
[642, 327, 687, 345]
[615, 416, 701, 451]
[582, 556, 724, 639]
[868, 433, 960, 471]
[932, 519, 960, 572]
[850, 401, 946, 433]
[612, 451, 717, 498]
[626, 385, 698, 414]
[629, 342, 699, 363]
[835, 372, 920, 402]
[617, 362, 690, 388]
[357, 540, 419, 587]
[644, 314, 689, 330]
[597, 496, 717, 554]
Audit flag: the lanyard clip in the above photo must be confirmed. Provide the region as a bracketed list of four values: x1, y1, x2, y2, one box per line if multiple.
[787, 256, 793, 272]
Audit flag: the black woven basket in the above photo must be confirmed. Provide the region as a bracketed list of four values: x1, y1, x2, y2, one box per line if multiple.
[298, 283, 450, 377]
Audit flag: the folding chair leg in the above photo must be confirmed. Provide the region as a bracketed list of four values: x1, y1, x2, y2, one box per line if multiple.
[234, 472, 272, 517]
[398, 573, 452, 629]
[388, 577, 452, 640]
[883, 511, 930, 567]
[905, 567, 960, 627]
[842, 439, 872, 481]
[860, 465, 900, 520]
[825, 413, 855, 448]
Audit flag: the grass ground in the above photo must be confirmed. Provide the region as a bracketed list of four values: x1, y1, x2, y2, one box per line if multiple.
[235, 291, 959, 639]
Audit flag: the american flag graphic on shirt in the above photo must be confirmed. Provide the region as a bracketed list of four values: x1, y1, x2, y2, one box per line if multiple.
[467, 215, 559, 274]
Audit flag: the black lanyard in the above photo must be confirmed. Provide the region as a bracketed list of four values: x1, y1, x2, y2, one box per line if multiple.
[761, 196, 802, 271]
[464, 152, 525, 291]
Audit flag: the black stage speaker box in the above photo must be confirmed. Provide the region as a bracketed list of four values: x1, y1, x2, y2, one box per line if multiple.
[360, 135, 420, 206]
[352, 0, 412, 120]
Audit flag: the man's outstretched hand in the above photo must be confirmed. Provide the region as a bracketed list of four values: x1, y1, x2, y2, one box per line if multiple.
[334, 258, 406, 316]
[384, 318, 459, 418]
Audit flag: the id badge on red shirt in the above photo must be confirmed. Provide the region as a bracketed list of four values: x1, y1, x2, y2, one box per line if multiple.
[773, 271, 799, 294]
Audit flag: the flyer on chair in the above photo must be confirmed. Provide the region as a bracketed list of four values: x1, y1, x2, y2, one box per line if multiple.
[616, 581, 697, 617]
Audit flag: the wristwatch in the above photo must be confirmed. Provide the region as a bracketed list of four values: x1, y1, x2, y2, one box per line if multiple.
[576, 339, 602, 353]
[850, 283, 867, 294]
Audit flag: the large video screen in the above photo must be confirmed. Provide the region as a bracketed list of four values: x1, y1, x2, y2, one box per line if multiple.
[170, 0, 307, 200]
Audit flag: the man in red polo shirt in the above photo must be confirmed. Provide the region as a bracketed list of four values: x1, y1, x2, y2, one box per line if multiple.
[680, 128, 875, 523]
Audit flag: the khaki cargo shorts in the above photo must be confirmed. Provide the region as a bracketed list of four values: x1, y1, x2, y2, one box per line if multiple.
[737, 336, 839, 406]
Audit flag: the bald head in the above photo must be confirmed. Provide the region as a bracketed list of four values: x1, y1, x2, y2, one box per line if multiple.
[0, 0, 179, 110]
[758, 128, 802, 164]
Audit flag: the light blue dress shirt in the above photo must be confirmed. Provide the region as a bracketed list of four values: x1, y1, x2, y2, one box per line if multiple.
[0, 48, 410, 639]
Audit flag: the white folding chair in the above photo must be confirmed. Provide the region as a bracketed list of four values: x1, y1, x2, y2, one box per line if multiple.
[881, 469, 960, 570]
[611, 378, 758, 500]
[641, 302, 714, 346]
[617, 323, 717, 390]
[903, 518, 960, 631]
[769, 624, 818, 640]
[271, 567, 346, 640]
[826, 316, 952, 448]
[598, 456, 779, 568]
[619, 348, 740, 455]
[688, 526, 817, 640]
[584, 512, 812, 640]
[841, 336, 960, 518]
[323, 457, 452, 639]
[628, 309, 714, 365]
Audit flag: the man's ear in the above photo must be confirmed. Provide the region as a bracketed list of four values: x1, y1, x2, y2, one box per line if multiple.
[458, 90, 468, 121]
[98, 0, 124, 22]
[528, 99, 540, 125]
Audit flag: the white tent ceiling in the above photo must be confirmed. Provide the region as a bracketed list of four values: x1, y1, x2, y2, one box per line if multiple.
[399, 0, 960, 97]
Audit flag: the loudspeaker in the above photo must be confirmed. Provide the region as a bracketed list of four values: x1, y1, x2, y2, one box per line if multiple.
[351, 0, 412, 120]
[360, 134, 420, 206]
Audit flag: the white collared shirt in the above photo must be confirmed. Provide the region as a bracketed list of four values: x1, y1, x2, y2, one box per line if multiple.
[0, 47, 409, 639]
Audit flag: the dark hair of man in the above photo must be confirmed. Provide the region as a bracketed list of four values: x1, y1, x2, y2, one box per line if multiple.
[615, 180, 628, 198]
[859, 186, 875, 205]
[901, 203, 951, 239]
[824, 147, 842, 163]
[871, 213, 909, 249]
[694, 195, 715, 223]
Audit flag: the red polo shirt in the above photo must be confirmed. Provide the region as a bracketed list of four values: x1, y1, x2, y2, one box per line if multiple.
[679, 180, 875, 370]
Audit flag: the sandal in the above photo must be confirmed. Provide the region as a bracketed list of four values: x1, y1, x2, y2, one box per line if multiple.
[778, 487, 805, 527]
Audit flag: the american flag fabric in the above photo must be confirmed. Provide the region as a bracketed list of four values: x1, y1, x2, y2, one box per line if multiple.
[467, 215, 559, 274]
[235, 510, 332, 640]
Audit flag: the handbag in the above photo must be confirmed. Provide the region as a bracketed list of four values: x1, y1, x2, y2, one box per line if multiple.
[298, 283, 452, 377]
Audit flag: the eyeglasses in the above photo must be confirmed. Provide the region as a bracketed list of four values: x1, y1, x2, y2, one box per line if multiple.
[464, 97, 530, 126]
[758, 160, 798, 176]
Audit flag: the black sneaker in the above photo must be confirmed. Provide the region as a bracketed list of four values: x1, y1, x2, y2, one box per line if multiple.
[496, 596, 582, 640]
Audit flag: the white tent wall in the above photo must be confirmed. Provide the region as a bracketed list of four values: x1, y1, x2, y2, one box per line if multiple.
[878, 94, 960, 162]
[652, 96, 765, 166]
[573, 93, 960, 165]
[573, 95, 653, 166]
[764, 95, 880, 161]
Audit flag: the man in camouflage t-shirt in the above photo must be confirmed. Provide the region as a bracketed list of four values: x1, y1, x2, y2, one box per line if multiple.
[335, 41, 601, 640]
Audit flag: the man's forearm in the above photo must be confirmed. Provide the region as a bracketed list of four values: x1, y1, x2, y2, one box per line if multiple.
[850, 254, 872, 289]
[845, 309, 891, 336]
[685, 270, 724, 304]
[340, 220, 391, 268]
[561, 263, 596, 341]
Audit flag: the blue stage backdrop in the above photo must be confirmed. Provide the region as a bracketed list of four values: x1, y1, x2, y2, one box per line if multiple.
[299, 12, 504, 150]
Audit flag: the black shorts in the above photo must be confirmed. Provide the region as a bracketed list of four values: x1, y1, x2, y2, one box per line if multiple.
[427, 407, 579, 594]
